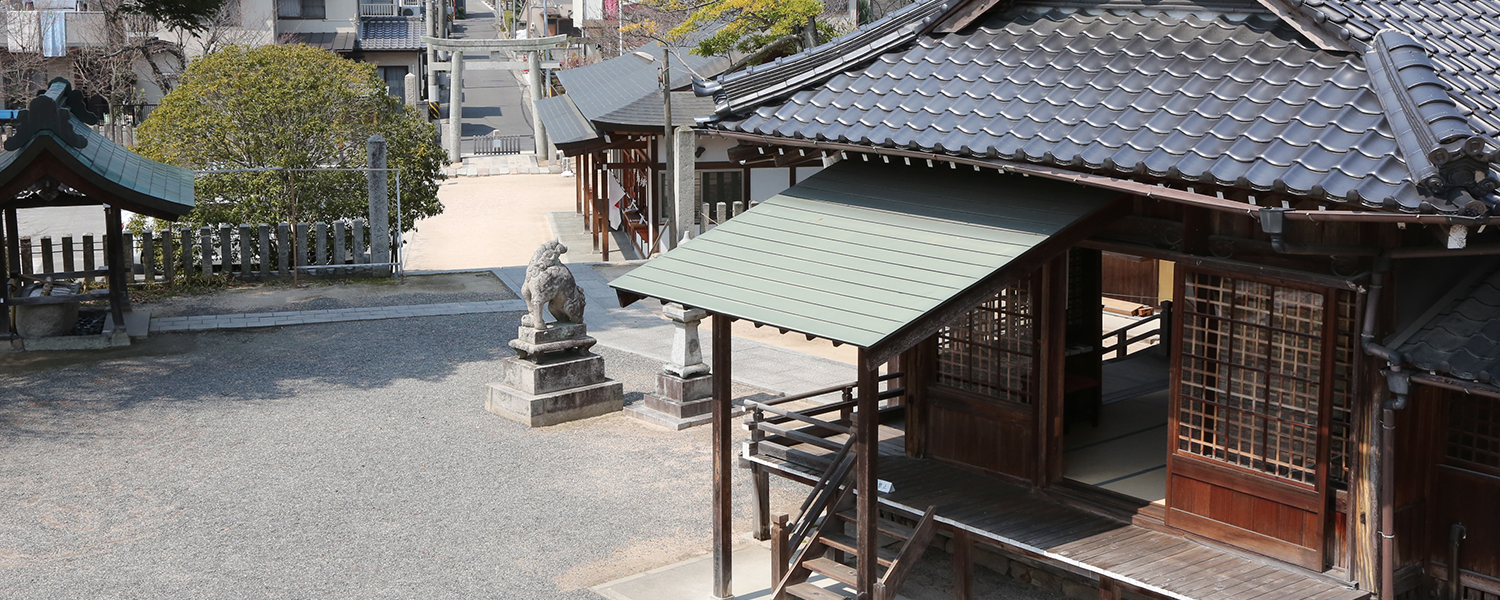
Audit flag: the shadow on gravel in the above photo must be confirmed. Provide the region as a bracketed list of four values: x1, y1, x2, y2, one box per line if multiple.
[0, 312, 521, 440]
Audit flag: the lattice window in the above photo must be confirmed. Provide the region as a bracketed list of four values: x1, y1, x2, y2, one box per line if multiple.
[1176, 272, 1326, 485]
[1446, 391, 1500, 475]
[1328, 290, 1358, 488]
[935, 279, 1035, 404]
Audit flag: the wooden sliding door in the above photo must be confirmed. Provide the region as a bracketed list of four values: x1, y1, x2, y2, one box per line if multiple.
[925, 275, 1039, 481]
[1166, 269, 1348, 570]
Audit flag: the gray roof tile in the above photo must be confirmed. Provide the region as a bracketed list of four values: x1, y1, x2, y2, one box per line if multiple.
[358, 17, 424, 51]
[707, 8, 1453, 210]
[1399, 265, 1500, 382]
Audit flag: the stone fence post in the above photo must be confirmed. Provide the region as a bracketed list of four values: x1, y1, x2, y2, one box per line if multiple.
[367, 135, 392, 277]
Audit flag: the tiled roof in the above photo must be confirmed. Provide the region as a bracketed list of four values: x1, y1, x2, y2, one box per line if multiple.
[1397, 263, 1500, 383]
[557, 43, 730, 123]
[535, 94, 598, 146]
[596, 90, 718, 129]
[285, 31, 357, 53]
[699, 0, 953, 118]
[712, 9, 1433, 210]
[359, 17, 424, 51]
[1278, 0, 1500, 136]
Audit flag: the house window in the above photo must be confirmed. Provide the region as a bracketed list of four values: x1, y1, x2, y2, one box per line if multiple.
[278, 0, 325, 19]
[1177, 273, 1326, 485]
[1446, 391, 1500, 475]
[379, 66, 408, 99]
[935, 279, 1034, 404]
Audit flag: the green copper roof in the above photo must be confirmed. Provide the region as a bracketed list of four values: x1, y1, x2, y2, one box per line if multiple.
[610, 160, 1116, 349]
[0, 106, 194, 219]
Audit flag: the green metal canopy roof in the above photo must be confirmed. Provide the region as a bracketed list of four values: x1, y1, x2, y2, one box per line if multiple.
[0, 112, 195, 220]
[611, 160, 1119, 353]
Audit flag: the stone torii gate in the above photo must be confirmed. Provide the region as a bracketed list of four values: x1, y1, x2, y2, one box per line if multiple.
[423, 35, 569, 162]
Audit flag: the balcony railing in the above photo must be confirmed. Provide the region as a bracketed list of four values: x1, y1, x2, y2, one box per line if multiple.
[359, 1, 421, 17]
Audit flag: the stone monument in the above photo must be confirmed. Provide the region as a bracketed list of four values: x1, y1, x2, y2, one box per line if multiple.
[625, 303, 736, 429]
[486, 241, 623, 426]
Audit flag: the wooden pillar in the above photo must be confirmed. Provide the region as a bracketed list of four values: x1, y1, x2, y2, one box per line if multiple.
[953, 528, 973, 600]
[576, 152, 584, 214]
[788, 166, 796, 188]
[104, 205, 127, 330]
[0, 209, 9, 334]
[856, 348, 879, 597]
[712, 312, 734, 599]
[4, 209, 19, 281]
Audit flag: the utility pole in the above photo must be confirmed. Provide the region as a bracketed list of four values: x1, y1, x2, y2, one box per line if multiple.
[660, 44, 674, 252]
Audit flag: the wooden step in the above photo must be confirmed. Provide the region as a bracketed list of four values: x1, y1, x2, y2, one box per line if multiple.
[803, 556, 857, 586]
[819, 532, 899, 567]
[786, 581, 854, 600]
[834, 510, 917, 541]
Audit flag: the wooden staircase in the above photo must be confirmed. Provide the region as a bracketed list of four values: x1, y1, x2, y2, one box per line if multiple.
[768, 439, 939, 600]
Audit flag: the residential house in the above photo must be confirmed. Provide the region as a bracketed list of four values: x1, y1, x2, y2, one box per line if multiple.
[609, 0, 1500, 599]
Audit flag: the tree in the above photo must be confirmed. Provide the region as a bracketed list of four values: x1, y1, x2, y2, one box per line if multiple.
[623, 0, 837, 59]
[129, 0, 230, 33]
[135, 44, 446, 233]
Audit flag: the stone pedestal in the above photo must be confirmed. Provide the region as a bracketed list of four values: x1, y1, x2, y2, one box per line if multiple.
[626, 304, 741, 429]
[486, 323, 622, 427]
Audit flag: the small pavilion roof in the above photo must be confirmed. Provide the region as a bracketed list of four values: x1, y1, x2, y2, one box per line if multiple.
[0, 79, 194, 220]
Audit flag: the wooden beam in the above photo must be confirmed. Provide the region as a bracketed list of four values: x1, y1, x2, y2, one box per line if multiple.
[712, 312, 734, 599]
[856, 348, 879, 597]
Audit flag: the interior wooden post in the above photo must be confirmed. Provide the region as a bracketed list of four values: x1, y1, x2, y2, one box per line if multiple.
[712, 312, 734, 599]
[856, 347, 879, 597]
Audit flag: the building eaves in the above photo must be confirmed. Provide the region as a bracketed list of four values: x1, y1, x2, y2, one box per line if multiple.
[285, 31, 357, 53]
[711, 9, 1431, 211]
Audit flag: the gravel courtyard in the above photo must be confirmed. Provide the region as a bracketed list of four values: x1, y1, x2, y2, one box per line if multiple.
[0, 311, 802, 599]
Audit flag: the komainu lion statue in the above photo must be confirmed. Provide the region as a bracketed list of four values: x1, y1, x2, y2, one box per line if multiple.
[521, 240, 586, 328]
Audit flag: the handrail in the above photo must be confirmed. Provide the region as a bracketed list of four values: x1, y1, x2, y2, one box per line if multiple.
[748, 402, 850, 435]
[875, 505, 939, 600]
[1101, 300, 1173, 360]
[755, 370, 904, 409]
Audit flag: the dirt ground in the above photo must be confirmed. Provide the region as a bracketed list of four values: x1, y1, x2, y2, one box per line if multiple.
[403, 174, 577, 272]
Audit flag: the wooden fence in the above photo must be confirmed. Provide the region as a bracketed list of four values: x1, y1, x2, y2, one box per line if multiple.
[10, 220, 387, 284]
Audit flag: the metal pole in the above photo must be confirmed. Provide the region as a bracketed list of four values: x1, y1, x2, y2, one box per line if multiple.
[660, 44, 674, 253]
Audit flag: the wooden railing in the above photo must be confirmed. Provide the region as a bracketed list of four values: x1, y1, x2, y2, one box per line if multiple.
[1101, 300, 1172, 361]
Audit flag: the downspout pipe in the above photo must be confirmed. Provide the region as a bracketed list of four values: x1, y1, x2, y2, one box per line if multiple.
[1359, 258, 1410, 600]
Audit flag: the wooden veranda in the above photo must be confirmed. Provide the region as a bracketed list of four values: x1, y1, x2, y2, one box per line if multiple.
[741, 397, 1369, 600]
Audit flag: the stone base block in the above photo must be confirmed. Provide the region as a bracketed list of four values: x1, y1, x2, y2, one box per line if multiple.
[656, 371, 713, 405]
[485, 379, 624, 427]
[14, 330, 129, 352]
[516, 322, 586, 344]
[625, 401, 744, 431]
[501, 353, 607, 395]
